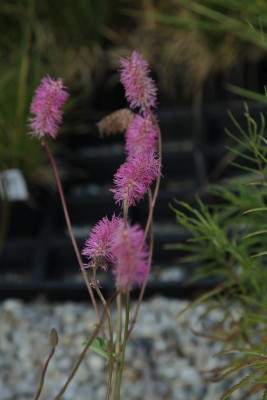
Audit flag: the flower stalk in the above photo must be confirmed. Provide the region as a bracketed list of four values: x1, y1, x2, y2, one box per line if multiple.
[29, 50, 162, 399]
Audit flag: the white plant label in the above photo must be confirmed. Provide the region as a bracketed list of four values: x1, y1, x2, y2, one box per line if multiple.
[0, 169, 29, 201]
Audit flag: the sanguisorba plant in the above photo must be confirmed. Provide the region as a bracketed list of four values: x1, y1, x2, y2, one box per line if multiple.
[28, 51, 162, 400]
[167, 104, 267, 399]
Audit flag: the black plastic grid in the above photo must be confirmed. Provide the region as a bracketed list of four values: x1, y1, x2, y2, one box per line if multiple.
[1, 101, 265, 300]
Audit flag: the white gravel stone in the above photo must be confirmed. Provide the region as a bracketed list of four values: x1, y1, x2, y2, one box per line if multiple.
[0, 296, 261, 400]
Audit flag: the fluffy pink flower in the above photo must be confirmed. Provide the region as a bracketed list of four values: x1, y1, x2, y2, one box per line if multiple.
[125, 114, 158, 156]
[29, 75, 69, 139]
[82, 215, 123, 270]
[110, 151, 161, 207]
[111, 224, 149, 291]
[120, 51, 157, 112]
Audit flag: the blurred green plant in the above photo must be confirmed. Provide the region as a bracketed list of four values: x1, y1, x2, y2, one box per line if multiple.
[0, 0, 136, 186]
[120, 0, 267, 101]
[167, 106, 267, 398]
[0, 0, 136, 252]
[1, 0, 47, 185]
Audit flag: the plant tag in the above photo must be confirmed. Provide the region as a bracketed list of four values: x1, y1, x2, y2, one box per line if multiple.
[0, 169, 29, 201]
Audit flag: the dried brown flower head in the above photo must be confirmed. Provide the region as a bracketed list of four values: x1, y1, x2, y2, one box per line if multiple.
[97, 108, 134, 137]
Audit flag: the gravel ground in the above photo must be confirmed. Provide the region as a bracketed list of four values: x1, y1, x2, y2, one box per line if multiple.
[0, 297, 259, 400]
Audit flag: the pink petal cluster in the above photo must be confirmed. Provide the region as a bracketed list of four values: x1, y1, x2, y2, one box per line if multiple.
[111, 224, 149, 291]
[82, 215, 123, 270]
[125, 114, 158, 157]
[110, 151, 161, 207]
[29, 75, 69, 139]
[120, 51, 157, 112]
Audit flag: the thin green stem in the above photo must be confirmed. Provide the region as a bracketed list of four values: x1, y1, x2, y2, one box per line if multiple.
[117, 291, 130, 400]
[123, 198, 128, 228]
[42, 138, 100, 323]
[112, 199, 128, 399]
[128, 190, 154, 336]
[111, 292, 122, 400]
[92, 267, 114, 400]
[145, 113, 162, 237]
[129, 111, 162, 336]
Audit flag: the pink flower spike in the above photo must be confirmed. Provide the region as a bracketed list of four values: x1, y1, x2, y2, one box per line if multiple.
[120, 51, 157, 112]
[110, 151, 161, 207]
[82, 215, 123, 270]
[29, 75, 69, 139]
[111, 224, 149, 291]
[125, 114, 158, 157]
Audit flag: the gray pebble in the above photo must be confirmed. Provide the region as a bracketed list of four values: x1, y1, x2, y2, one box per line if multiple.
[0, 297, 260, 399]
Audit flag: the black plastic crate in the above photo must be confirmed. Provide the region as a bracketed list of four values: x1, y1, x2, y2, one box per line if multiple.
[1, 101, 265, 300]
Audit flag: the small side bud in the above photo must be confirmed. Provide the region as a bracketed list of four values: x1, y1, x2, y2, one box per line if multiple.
[50, 328, 59, 347]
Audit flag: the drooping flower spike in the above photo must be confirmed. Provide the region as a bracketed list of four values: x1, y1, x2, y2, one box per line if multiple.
[120, 51, 157, 112]
[82, 215, 123, 270]
[111, 223, 149, 291]
[110, 150, 161, 207]
[29, 75, 69, 139]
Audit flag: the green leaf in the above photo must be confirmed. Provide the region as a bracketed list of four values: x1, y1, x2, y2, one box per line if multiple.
[220, 366, 267, 400]
[226, 84, 267, 103]
[82, 336, 115, 360]
[217, 348, 267, 358]
[243, 207, 267, 214]
[251, 251, 267, 258]
[243, 230, 267, 239]
[213, 358, 267, 383]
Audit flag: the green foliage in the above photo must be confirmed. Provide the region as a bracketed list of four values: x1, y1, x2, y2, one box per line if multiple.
[0, 0, 136, 185]
[122, 0, 267, 99]
[83, 336, 116, 361]
[169, 106, 267, 397]
[213, 349, 267, 399]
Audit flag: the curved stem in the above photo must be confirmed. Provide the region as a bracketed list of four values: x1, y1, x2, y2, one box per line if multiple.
[53, 291, 118, 400]
[34, 328, 58, 400]
[42, 138, 100, 322]
[145, 113, 162, 237]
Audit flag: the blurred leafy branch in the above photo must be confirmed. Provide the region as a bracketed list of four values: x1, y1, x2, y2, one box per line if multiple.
[120, 0, 267, 100]
[3, 0, 267, 186]
[167, 106, 267, 398]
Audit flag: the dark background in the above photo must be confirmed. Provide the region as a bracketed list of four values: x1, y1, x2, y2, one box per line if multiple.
[1, 0, 267, 300]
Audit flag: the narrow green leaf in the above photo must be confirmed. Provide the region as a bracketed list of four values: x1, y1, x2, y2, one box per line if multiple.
[251, 251, 267, 258]
[217, 348, 267, 358]
[243, 207, 267, 214]
[226, 84, 267, 103]
[231, 161, 262, 174]
[83, 336, 114, 360]
[243, 230, 267, 239]
[214, 359, 267, 383]
[220, 366, 267, 400]
[225, 145, 258, 163]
